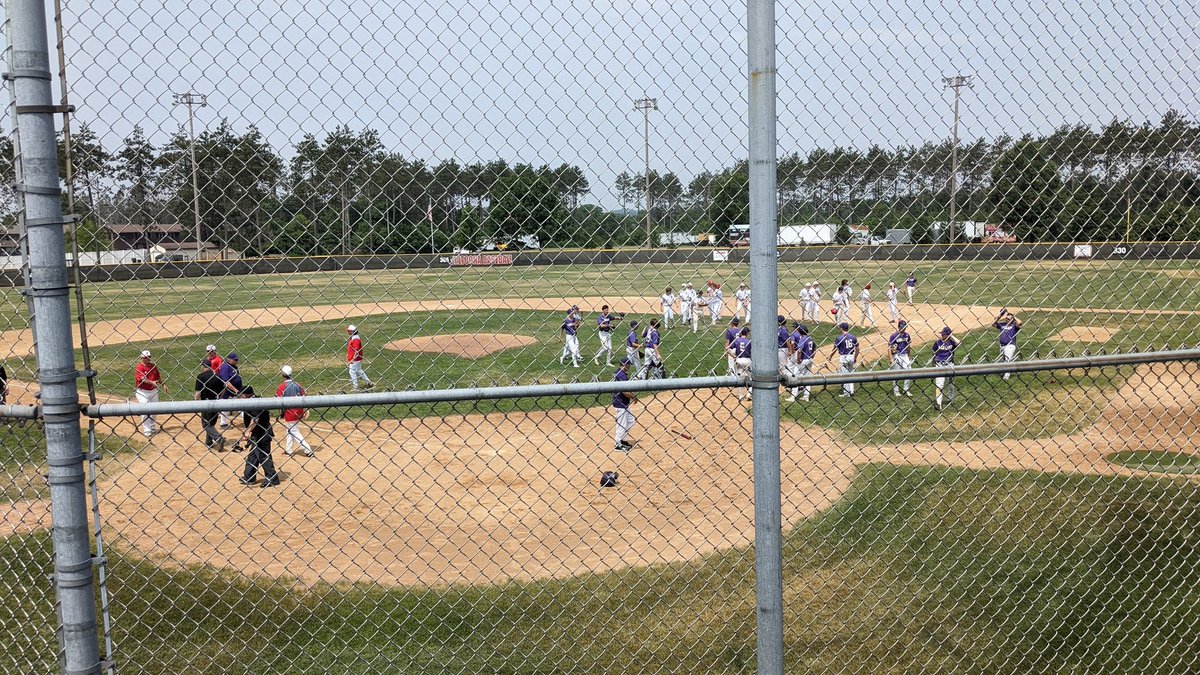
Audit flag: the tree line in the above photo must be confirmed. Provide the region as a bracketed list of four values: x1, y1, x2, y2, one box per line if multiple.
[1, 109, 1197, 255]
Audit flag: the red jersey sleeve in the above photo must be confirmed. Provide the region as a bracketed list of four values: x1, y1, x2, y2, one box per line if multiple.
[347, 336, 363, 362]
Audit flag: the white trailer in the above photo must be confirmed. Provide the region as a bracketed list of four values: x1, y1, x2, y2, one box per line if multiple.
[778, 224, 836, 245]
[657, 231, 699, 247]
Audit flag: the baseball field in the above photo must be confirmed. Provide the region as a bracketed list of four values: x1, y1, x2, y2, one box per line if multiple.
[3, 257, 1200, 672]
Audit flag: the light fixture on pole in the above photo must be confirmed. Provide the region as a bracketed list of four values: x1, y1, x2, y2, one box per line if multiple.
[941, 74, 972, 244]
[172, 91, 208, 256]
[634, 97, 658, 247]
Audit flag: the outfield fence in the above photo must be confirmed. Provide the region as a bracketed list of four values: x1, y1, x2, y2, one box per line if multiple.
[5, 0, 1200, 672]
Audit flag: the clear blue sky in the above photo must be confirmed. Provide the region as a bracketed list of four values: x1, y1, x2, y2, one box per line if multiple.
[24, 0, 1200, 208]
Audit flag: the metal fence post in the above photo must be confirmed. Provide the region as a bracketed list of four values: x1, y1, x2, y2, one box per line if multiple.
[8, 0, 100, 672]
[747, 0, 784, 672]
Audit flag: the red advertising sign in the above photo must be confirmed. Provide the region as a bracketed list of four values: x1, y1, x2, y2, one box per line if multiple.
[449, 253, 514, 266]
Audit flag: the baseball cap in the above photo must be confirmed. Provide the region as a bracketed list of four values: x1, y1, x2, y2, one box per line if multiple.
[797, 324, 809, 334]
[839, 322, 850, 330]
[777, 314, 785, 323]
[897, 320, 908, 328]
[205, 344, 216, 352]
[226, 352, 239, 360]
[620, 357, 632, 366]
[630, 320, 639, 327]
[347, 325, 357, 333]
[140, 350, 151, 358]
[941, 326, 952, 335]
[731, 317, 740, 325]
[281, 365, 293, 377]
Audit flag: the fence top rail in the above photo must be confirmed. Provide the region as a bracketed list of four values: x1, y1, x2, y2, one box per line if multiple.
[79, 348, 1200, 419]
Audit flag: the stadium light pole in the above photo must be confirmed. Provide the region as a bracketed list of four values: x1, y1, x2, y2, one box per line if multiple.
[173, 91, 207, 256]
[634, 97, 657, 247]
[941, 74, 972, 244]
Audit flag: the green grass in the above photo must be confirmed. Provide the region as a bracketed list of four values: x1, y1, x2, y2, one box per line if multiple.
[24, 311, 856, 421]
[1108, 450, 1200, 474]
[3, 259, 1200, 330]
[0, 424, 137, 503]
[4, 465, 1199, 673]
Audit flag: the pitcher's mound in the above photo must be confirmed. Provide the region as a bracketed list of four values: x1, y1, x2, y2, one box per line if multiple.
[385, 333, 537, 359]
[1050, 326, 1117, 343]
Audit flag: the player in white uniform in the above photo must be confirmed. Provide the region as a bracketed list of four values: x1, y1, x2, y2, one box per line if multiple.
[831, 286, 850, 324]
[660, 287, 676, 329]
[859, 284, 874, 325]
[735, 283, 752, 323]
[811, 282, 822, 322]
[677, 284, 693, 330]
[799, 284, 812, 322]
[708, 282, 724, 324]
[885, 282, 900, 323]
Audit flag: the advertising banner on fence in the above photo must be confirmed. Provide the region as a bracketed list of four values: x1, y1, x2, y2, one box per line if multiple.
[446, 253, 514, 267]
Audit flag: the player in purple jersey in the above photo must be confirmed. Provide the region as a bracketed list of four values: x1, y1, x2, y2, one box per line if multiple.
[786, 322, 816, 402]
[931, 326, 961, 410]
[993, 309, 1023, 380]
[830, 322, 860, 397]
[612, 358, 637, 451]
[905, 272, 917, 304]
[729, 326, 752, 399]
[722, 317, 742, 376]
[775, 315, 791, 373]
[639, 319, 664, 380]
[559, 306, 582, 368]
[593, 304, 615, 366]
[624, 320, 643, 376]
[888, 319, 914, 397]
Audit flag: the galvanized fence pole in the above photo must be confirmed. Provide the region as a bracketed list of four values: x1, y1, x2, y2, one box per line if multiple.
[747, 0, 784, 671]
[8, 0, 100, 672]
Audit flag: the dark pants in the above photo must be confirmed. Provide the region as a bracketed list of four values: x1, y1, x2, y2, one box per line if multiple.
[199, 410, 221, 447]
[242, 436, 278, 483]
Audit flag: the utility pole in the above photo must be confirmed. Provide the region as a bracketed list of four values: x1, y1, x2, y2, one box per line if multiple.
[941, 74, 972, 244]
[173, 91, 207, 258]
[634, 97, 657, 247]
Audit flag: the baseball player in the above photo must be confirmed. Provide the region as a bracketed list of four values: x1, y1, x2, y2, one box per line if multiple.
[830, 322, 860, 397]
[0, 363, 8, 405]
[678, 283, 694, 331]
[194, 358, 225, 451]
[888, 319, 914, 397]
[723, 317, 742, 376]
[735, 283, 752, 323]
[994, 309, 1023, 380]
[905, 272, 917, 304]
[811, 282, 822, 322]
[133, 349, 164, 438]
[346, 325, 375, 390]
[931, 326, 961, 410]
[276, 365, 313, 457]
[831, 285, 850, 325]
[707, 281, 724, 324]
[639, 318, 664, 379]
[775, 315, 791, 373]
[798, 284, 813, 322]
[660, 287, 677, 329]
[559, 306, 582, 368]
[885, 282, 900, 323]
[859, 284, 874, 325]
[205, 344, 222, 373]
[624, 320, 643, 375]
[787, 323, 815, 402]
[237, 385, 281, 487]
[593, 305, 616, 366]
[612, 357, 637, 451]
[216, 352, 242, 429]
[729, 326, 752, 399]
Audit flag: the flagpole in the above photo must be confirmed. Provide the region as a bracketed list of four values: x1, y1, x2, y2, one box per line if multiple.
[428, 199, 435, 254]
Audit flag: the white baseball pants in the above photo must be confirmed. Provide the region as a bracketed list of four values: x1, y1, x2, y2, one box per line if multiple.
[838, 354, 856, 395]
[891, 353, 912, 395]
[134, 388, 158, 435]
[348, 360, 371, 389]
[662, 307, 674, 327]
[561, 334, 580, 364]
[282, 420, 312, 455]
[614, 408, 635, 446]
[595, 332, 613, 364]
[792, 358, 814, 399]
[709, 300, 722, 323]
[625, 347, 641, 374]
[1001, 343, 1017, 380]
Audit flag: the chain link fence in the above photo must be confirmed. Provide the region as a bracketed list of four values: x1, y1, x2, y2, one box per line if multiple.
[3, 0, 1200, 672]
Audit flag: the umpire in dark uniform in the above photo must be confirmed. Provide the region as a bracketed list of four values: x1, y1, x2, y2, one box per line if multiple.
[236, 385, 280, 487]
[193, 359, 225, 451]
